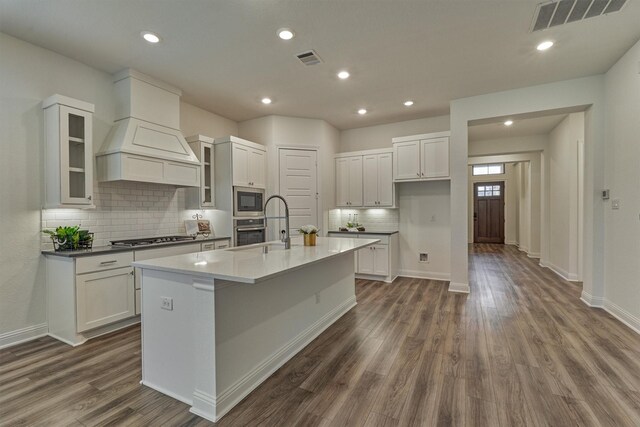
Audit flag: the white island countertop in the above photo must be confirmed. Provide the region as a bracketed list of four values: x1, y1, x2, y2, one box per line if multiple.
[132, 236, 379, 284]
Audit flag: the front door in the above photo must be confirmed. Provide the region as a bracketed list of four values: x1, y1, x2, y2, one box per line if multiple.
[474, 182, 504, 243]
[278, 148, 319, 238]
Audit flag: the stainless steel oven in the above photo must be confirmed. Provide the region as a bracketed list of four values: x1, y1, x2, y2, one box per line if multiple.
[233, 186, 265, 217]
[234, 218, 266, 246]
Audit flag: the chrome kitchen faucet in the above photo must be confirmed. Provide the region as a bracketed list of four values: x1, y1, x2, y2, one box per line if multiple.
[263, 195, 291, 249]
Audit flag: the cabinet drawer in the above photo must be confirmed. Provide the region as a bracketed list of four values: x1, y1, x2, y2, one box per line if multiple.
[76, 251, 133, 275]
[362, 234, 389, 245]
[215, 240, 230, 249]
[201, 242, 216, 251]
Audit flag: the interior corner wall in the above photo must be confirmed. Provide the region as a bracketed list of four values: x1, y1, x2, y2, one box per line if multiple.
[338, 115, 450, 152]
[180, 102, 238, 138]
[450, 75, 605, 295]
[546, 113, 584, 281]
[602, 40, 640, 332]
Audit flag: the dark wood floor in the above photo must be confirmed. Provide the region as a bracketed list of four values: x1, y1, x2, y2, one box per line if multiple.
[2, 244, 640, 426]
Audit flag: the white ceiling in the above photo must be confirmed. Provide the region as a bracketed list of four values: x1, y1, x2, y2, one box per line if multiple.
[469, 113, 568, 141]
[1, 0, 638, 130]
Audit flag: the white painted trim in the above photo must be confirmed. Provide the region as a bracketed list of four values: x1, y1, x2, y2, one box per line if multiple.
[356, 273, 396, 283]
[448, 282, 470, 293]
[205, 296, 357, 422]
[603, 300, 640, 335]
[540, 260, 579, 282]
[398, 269, 450, 281]
[392, 131, 451, 144]
[142, 380, 193, 405]
[527, 252, 540, 259]
[580, 290, 604, 307]
[335, 147, 393, 158]
[0, 323, 48, 350]
[505, 240, 518, 246]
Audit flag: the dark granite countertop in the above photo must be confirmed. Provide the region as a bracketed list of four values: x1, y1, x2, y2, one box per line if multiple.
[41, 236, 231, 258]
[328, 230, 399, 235]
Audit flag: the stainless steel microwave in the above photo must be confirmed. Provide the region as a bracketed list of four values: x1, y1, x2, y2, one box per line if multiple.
[233, 186, 265, 217]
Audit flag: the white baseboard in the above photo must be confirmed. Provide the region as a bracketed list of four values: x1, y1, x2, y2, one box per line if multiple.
[580, 293, 640, 335]
[527, 252, 540, 259]
[603, 300, 640, 334]
[0, 323, 48, 350]
[580, 291, 604, 307]
[541, 260, 579, 282]
[398, 269, 450, 281]
[204, 296, 358, 422]
[505, 240, 518, 246]
[448, 282, 470, 294]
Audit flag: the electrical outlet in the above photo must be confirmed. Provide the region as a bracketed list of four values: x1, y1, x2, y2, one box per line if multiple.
[420, 253, 429, 263]
[612, 199, 620, 210]
[160, 296, 173, 311]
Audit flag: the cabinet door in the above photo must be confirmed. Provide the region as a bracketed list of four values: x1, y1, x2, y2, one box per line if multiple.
[420, 137, 449, 178]
[232, 144, 250, 187]
[335, 158, 350, 207]
[202, 144, 214, 206]
[214, 239, 231, 249]
[76, 267, 135, 332]
[348, 156, 363, 206]
[377, 153, 394, 206]
[357, 246, 375, 274]
[60, 106, 93, 205]
[393, 141, 421, 181]
[248, 149, 266, 188]
[362, 155, 379, 206]
[373, 245, 389, 276]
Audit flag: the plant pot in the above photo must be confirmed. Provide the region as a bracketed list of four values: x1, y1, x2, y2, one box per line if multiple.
[303, 233, 317, 246]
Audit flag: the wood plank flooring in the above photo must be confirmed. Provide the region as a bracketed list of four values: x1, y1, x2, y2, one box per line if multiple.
[1, 244, 639, 426]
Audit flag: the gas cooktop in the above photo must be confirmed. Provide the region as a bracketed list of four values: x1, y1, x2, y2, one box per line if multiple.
[110, 235, 196, 247]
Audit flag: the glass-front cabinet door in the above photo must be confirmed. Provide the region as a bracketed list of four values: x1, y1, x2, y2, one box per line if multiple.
[43, 95, 95, 209]
[186, 134, 215, 209]
[201, 144, 214, 207]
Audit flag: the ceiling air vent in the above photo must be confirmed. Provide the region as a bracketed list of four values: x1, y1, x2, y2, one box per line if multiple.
[531, 0, 627, 32]
[296, 50, 323, 66]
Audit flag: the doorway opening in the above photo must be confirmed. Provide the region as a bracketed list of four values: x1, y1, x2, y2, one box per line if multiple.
[473, 181, 504, 243]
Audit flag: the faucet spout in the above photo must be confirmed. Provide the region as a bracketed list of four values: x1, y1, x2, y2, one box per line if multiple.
[264, 195, 291, 249]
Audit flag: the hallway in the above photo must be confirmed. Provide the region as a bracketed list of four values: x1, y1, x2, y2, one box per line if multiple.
[1, 245, 639, 426]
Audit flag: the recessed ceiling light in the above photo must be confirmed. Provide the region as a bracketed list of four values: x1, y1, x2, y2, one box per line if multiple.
[261, 97, 272, 105]
[536, 40, 554, 51]
[358, 108, 367, 115]
[337, 71, 350, 80]
[404, 100, 414, 107]
[277, 28, 295, 40]
[504, 120, 514, 126]
[141, 31, 161, 44]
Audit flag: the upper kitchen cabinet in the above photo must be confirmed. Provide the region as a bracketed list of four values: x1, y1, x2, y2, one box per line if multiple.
[392, 131, 450, 182]
[186, 134, 215, 209]
[214, 136, 267, 189]
[42, 95, 95, 208]
[363, 151, 393, 207]
[335, 155, 363, 207]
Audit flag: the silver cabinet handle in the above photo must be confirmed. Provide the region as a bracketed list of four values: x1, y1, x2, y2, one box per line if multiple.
[100, 260, 117, 265]
[421, 172, 424, 176]
[87, 195, 92, 200]
[416, 173, 420, 177]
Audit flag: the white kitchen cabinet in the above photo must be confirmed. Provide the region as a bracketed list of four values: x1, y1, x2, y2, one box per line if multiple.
[186, 135, 215, 209]
[335, 155, 363, 207]
[76, 266, 135, 332]
[42, 94, 95, 208]
[201, 239, 231, 251]
[328, 232, 398, 283]
[363, 152, 393, 207]
[392, 131, 450, 181]
[231, 141, 266, 189]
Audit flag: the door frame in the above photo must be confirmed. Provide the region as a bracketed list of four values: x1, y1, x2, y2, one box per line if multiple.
[277, 145, 321, 237]
[473, 180, 505, 244]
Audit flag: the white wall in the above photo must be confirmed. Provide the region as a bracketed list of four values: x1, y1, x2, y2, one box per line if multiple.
[0, 33, 239, 344]
[546, 113, 584, 281]
[238, 115, 339, 238]
[602, 40, 640, 332]
[468, 134, 548, 156]
[397, 181, 451, 280]
[339, 115, 450, 152]
[180, 102, 238, 138]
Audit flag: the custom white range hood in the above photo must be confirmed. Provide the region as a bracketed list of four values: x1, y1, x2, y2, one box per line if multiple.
[96, 69, 200, 187]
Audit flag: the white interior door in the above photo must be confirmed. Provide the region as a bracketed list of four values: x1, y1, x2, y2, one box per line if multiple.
[279, 148, 318, 238]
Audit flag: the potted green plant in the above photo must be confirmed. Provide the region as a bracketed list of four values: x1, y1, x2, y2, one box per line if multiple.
[298, 225, 319, 246]
[43, 226, 93, 251]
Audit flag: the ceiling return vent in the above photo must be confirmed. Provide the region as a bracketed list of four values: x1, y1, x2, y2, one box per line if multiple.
[296, 50, 323, 66]
[531, 0, 628, 32]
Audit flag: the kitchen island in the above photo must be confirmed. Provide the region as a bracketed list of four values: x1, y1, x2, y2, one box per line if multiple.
[133, 236, 378, 422]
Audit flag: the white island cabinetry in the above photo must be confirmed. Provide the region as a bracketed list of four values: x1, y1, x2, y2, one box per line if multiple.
[134, 237, 377, 422]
